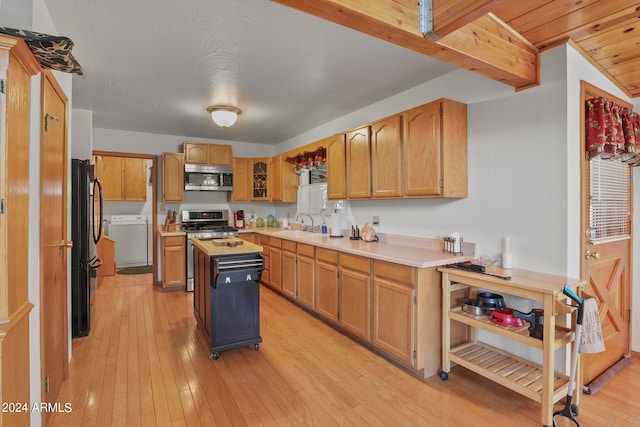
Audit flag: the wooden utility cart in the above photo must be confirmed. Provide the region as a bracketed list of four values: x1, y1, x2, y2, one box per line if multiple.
[438, 266, 585, 427]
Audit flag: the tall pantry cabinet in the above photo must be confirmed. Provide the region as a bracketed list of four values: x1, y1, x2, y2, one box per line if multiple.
[0, 35, 41, 427]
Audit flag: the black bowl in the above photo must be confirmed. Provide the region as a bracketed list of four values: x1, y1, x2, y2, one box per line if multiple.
[475, 292, 506, 311]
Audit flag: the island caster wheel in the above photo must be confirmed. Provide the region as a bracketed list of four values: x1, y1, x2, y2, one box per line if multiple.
[212, 352, 220, 360]
[439, 371, 449, 381]
[254, 343, 260, 351]
[571, 404, 579, 416]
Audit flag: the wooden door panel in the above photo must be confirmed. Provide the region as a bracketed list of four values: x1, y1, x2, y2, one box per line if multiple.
[580, 82, 631, 385]
[582, 239, 629, 383]
[40, 70, 69, 425]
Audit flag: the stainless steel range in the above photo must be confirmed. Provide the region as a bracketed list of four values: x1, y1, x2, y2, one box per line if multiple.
[182, 209, 238, 291]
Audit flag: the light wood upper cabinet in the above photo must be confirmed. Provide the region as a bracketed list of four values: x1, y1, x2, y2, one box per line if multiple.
[99, 156, 123, 200]
[122, 157, 147, 201]
[346, 126, 371, 199]
[371, 115, 402, 198]
[230, 157, 251, 202]
[271, 155, 298, 203]
[162, 152, 184, 202]
[99, 156, 147, 201]
[183, 142, 207, 164]
[403, 99, 467, 197]
[251, 158, 271, 201]
[326, 133, 347, 200]
[209, 144, 232, 165]
[182, 142, 232, 165]
[271, 155, 283, 202]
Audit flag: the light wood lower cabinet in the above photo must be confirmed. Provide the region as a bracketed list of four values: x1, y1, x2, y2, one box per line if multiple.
[252, 233, 443, 378]
[315, 248, 339, 322]
[241, 232, 260, 244]
[193, 245, 211, 336]
[281, 240, 297, 298]
[161, 235, 186, 290]
[97, 235, 116, 286]
[296, 243, 315, 310]
[268, 237, 282, 291]
[338, 253, 371, 342]
[259, 235, 271, 287]
[372, 260, 416, 366]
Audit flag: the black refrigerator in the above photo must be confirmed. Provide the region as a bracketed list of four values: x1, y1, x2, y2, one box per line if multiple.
[71, 159, 104, 338]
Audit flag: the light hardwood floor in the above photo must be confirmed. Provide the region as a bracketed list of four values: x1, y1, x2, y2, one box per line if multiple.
[50, 273, 640, 427]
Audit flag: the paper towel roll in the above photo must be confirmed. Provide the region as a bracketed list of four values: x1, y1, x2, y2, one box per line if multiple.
[449, 232, 461, 253]
[330, 213, 342, 237]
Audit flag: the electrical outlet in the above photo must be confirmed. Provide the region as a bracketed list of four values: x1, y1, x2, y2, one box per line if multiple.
[160, 203, 167, 213]
[373, 216, 380, 225]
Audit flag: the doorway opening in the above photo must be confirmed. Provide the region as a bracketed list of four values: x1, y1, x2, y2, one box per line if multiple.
[92, 151, 159, 285]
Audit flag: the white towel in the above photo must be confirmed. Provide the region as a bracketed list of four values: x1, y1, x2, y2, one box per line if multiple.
[580, 298, 606, 354]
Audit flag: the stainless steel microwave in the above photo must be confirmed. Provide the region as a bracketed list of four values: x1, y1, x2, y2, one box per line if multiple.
[184, 164, 233, 191]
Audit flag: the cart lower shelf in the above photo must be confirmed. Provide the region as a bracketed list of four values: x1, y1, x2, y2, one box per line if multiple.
[447, 342, 570, 403]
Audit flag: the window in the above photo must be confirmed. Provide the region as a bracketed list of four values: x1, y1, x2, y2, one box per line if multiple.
[589, 156, 631, 242]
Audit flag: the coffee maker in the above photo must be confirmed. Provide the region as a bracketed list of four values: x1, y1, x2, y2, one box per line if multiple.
[234, 210, 245, 229]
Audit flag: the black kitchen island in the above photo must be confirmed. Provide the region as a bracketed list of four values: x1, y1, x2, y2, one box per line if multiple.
[192, 237, 264, 360]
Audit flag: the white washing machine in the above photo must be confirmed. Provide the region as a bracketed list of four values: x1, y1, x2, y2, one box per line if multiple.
[109, 215, 148, 268]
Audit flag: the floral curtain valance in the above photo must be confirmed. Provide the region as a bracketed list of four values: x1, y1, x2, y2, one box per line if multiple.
[586, 97, 640, 165]
[0, 27, 83, 75]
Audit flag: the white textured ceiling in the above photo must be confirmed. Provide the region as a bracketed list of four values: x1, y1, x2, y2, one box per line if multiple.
[43, 0, 457, 144]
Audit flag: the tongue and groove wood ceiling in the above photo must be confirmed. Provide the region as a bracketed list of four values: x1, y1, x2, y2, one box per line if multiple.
[275, 0, 640, 97]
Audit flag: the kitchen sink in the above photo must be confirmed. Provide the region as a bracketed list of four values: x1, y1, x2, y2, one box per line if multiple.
[271, 230, 320, 238]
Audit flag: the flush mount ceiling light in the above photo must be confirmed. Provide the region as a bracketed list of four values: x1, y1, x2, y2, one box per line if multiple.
[207, 105, 241, 128]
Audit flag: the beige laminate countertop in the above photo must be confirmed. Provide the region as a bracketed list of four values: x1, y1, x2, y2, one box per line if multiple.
[158, 228, 185, 237]
[238, 227, 475, 268]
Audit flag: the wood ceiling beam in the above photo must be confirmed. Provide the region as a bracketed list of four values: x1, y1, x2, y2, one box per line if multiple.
[428, 0, 511, 39]
[272, 0, 539, 90]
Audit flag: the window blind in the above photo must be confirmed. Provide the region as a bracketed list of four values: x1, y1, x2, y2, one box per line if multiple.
[589, 156, 631, 242]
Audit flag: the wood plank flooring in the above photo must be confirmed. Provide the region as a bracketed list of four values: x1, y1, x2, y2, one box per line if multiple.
[50, 273, 640, 426]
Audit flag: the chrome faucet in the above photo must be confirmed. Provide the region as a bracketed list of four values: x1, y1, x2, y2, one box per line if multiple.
[296, 213, 315, 232]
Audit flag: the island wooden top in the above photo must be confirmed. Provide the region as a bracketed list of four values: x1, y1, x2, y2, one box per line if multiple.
[192, 237, 263, 257]
[438, 265, 585, 299]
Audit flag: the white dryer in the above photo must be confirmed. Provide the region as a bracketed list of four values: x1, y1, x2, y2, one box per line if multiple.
[108, 215, 148, 268]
